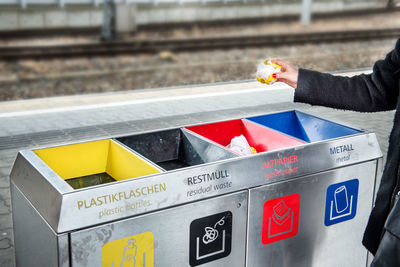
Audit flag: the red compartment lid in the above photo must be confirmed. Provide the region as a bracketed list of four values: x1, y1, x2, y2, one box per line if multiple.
[185, 119, 305, 154]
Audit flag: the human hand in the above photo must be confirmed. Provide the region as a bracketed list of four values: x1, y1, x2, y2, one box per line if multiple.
[271, 59, 299, 88]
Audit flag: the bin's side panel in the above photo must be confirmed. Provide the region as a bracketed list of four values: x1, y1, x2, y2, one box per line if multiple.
[11, 181, 70, 267]
[246, 160, 377, 267]
[181, 129, 237, 165]
[367, 157, 384, 267]
[373, 157, 384, 204]
[10, 151, 66, 232]
[70, 190, 248, 267]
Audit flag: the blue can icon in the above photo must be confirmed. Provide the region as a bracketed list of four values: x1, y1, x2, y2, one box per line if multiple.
[325, 179, 359, 226]
[334, 185, 349, 213]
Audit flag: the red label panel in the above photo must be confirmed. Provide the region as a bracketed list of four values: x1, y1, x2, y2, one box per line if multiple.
[262, 193, 300, 245]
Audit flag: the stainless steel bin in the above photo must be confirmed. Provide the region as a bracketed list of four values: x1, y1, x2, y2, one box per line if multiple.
[10, 110, 382, 267]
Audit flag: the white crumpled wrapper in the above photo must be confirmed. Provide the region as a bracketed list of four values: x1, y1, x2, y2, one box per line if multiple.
[226, 135, 253, 156]
[256, 60, 281, 85]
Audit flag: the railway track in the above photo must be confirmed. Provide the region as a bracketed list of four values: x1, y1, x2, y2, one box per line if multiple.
[1, 28, 400, 59]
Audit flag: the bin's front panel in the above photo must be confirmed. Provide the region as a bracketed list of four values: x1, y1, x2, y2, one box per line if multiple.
[70, 190, 248, 267]
[247, 160, 377, 267]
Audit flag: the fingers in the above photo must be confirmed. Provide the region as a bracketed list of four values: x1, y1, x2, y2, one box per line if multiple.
[271, 59, 285, 66]
[275, 71, 290, 81]
[271, 59, 287, 71]
[274, 74, 294, 88]
[274, 71, 284, 79]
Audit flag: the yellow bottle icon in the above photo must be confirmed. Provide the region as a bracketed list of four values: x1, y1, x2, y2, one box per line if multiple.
[102, 232, 154, 267]
[120, 239, 137, 267]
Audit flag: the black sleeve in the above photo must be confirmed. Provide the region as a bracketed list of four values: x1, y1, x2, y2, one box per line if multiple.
[294, 39, 400, 112]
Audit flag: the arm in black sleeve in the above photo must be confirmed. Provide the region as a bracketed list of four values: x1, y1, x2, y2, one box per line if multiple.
[294, 39, 400, 112]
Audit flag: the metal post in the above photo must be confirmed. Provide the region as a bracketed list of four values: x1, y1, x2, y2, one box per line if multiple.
[387, 0, 396, 9]
[115, 3, 137, 33]
[301, 0, 312, 26]
[101, 0, 116, 41]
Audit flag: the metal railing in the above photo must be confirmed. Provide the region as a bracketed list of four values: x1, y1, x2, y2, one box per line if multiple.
[0, 0, 336, 8]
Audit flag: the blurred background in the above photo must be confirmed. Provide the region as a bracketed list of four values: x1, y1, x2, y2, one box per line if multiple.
[0, 0, 399, 100]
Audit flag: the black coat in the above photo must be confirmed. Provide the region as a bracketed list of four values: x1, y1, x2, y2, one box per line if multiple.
[294, 38, 400, 256]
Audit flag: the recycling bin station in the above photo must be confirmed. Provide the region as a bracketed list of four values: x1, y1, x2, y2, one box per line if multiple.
[10, 110, 382, 267]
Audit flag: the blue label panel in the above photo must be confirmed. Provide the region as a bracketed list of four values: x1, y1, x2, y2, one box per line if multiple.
[324, 179, 359, 226]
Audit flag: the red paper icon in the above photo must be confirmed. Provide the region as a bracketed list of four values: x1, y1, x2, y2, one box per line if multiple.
[262, 193, 300, 245]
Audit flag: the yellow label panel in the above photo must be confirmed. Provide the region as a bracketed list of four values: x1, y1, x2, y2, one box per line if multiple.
[102, 232, 154, 267]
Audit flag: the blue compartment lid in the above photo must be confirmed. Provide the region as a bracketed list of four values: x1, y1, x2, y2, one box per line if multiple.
[246, 110, 361, 142]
